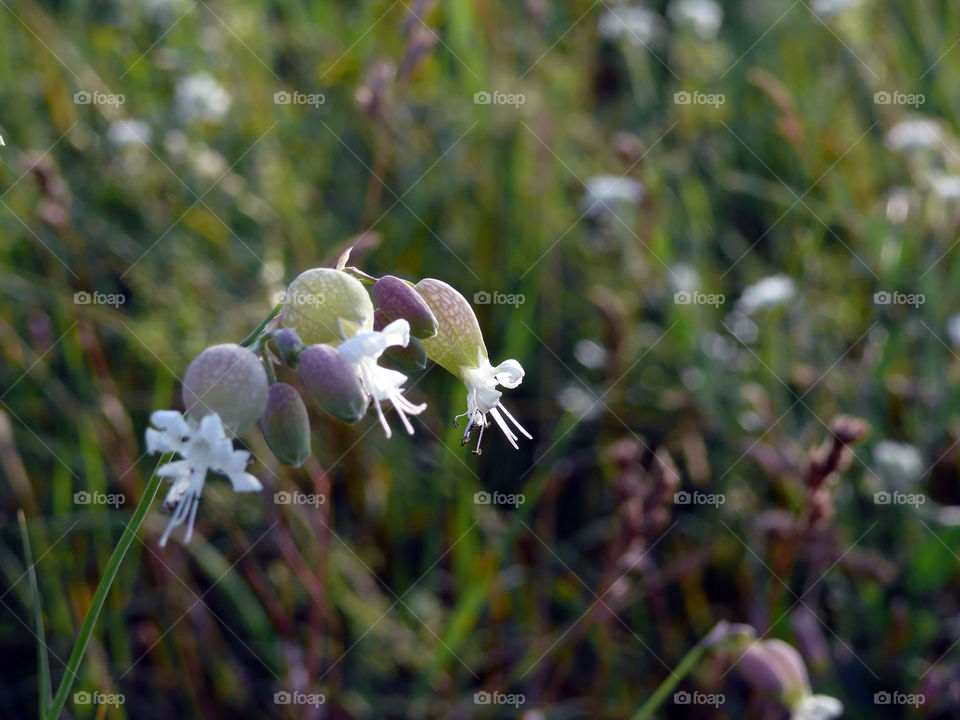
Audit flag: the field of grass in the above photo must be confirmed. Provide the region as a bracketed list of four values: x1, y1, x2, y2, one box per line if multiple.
[3, 0, 960, 718]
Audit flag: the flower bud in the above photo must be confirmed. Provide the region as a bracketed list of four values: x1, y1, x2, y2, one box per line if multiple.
[182, 344, 268, 434]
[414, 278, 488, 375]
[258, 383, 311, 466]
[282, 268, 374, 345]
[272, 328, 305, 368]
[374, 309, 427, 370]
[373, 275, 438, 339]
[299, 344, 368, 422]
[737, 639, 811, 707]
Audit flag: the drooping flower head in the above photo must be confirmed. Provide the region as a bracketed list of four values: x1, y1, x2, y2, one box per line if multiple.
[282, 267, 374, 344]
[414, 278, 531, 454]
[737, 639, 843, 720]
[146, 343, 269, 546]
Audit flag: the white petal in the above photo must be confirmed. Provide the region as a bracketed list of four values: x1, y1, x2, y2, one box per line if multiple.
[146, 427, 183, 454]
[198, 413, 227, 442]
[493, 359, 525, 388]
[150, 410, 185, 429]
[379, 318, 411, 349]
[228, 471, 262, 492]
[156, 460, 193, 478]
[794, 695, 843, 720]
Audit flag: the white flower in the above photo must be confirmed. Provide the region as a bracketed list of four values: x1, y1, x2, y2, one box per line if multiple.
[737, 274, 797, 315]
[792, 693, 843, 720]
[456, 354, 532, 453]
[874, 440, 923, 485]
[107, 119, 152, 146]
[146, 410, 261, 547]
[176, 73, 232, 123]
[336, 318, 427, 438]
[581, 175, 645, 216]
[598, 6, 667, 46]
[884, 118, 942, 153]
[668, 0, 723, 40]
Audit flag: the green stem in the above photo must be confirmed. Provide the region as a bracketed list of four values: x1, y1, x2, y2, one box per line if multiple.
[46, 468, 165, 720]
[239, 304, 282, 348]
[630, 637, 710, 720]
[18, 510, 50, 720]
[343, 266, 378, 284]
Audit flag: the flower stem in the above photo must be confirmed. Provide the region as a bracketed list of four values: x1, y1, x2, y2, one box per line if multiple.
[46, 466, 165, 720]
[630, 636, 710, 720]
[239, 304, 281, 348]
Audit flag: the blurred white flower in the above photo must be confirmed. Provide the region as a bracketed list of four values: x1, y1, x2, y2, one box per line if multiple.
[581, 175, 645, 216]
[670, 262, 701, 293]
[176, 73, 232, 123]
[107, 119, 152, 146]
[811, 0, 864, 18]
[792, 694, 843, 720]
[668, 0, 723, 39]
[948, 315, 960, 346]
[557, 384, 602, 419]
[146, 410, 261, 547]
[884, 187, 911, 224]
[598, 6, 667, 46]
[736, 274, 797, 315]
[874, 440, 923, 485]
[884, 118, 942, 153]
[574, 339, 608, 369]
[930, 174, 960, 200]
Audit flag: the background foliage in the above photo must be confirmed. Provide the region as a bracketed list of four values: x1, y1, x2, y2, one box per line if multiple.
[2, 0, 960, 717]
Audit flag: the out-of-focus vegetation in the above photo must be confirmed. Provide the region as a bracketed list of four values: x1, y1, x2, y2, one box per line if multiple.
[3, 0, 960, 717]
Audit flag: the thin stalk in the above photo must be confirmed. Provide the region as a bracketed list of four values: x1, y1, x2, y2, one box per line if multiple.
[18, 510, 50, 720]
[630, 636, 710, 720]
[239, 304, 282, 348]
[47, 467, 165, 720]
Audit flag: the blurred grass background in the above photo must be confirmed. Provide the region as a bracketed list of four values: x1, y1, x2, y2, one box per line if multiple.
[3, 0, 960, 717]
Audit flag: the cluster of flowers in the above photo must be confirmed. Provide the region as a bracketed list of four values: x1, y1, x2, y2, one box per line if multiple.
[145, 258, 530, 546]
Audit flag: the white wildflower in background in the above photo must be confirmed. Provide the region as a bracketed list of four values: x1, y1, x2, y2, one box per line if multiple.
[176, 73, 232, 123]
[107, 119, 153, 146]
[146, 411, 262, 547]
[811, 0, 864, 19]
[598, 5, 667, 46]
[929, 174, 960, 200]
[948, 315, 960, 347]
[581, 175, 645, 216]
[884, 118, 942, 153]
[668, 0, 723, 39]
[874, 440, 923, 485]
[736, 274, 797, 315]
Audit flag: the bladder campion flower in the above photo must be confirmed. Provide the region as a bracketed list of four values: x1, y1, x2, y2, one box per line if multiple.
[259, 383, 311, 466]
[414, 278, 531, 453]
[282, 267, 374, 344]
[336, 317, 427, 437]
[299, 343, 369, 422]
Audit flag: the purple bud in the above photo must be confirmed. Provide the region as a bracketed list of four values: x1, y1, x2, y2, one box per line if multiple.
[373, 275, 438, 339]
[259, 383, 311, 466]
[182, 344, 268, 434]
[374, 309, 427, 370]
[272, 328, 305, 368]
[299, 344, 368, 422]
[737, 639, 811, 703]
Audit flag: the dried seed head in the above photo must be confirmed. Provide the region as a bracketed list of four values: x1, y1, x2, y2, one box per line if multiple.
[282, 268, 374, 345]
[258, 383, 311, 466]
[414, 278, 487, 375]
[299, 344, 368, 422]
[373, 275, 438, 339]
[182, 344, 269, 434]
